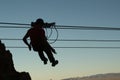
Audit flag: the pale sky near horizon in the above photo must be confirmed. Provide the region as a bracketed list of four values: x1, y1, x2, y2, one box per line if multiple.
[0, 0, 120, 80]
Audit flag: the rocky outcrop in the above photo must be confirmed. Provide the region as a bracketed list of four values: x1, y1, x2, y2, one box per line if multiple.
[0, 40, 31, 80]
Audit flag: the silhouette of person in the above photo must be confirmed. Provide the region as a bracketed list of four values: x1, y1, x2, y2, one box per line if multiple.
[23, 18, 58, 67]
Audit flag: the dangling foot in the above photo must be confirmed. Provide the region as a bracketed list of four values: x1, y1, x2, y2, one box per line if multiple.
[52, 60, 58, 67]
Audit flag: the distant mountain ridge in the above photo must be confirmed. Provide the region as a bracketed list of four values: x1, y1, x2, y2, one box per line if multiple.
[62, 73, 120, 80]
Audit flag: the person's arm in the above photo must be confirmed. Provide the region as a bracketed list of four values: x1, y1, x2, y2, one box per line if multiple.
[44, 22, 55, 28]
[23, 31, 31, 51]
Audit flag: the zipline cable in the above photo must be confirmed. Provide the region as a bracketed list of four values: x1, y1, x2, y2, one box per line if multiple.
[1, 22, 120, 49]
[0, 22, 120, 30]
[0, 25, 120, 30]
[6, 46, 120, 49]
[0, 22, 30, 26]
[1, 38, 120, 42]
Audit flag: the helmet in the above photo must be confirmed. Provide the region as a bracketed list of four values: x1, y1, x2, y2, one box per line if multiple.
[35, 18, 44, 25]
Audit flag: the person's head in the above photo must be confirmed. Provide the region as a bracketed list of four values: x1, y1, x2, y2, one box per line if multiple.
[35, 18, 44, 27]
[31, 18, 45, 28]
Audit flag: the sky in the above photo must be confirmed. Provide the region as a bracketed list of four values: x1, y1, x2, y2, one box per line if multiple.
[0, 0, 120, 80]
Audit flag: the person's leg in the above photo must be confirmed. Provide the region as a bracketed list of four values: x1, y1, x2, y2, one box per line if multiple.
[44, 49, 58, 67]
[38, 51, 48, 64]
[46, 42, 56, 53]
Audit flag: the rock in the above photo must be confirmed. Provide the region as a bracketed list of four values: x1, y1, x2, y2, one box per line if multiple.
[0, 40, 31, 80]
